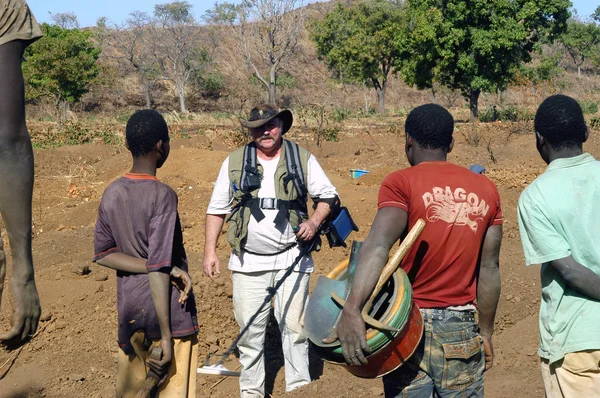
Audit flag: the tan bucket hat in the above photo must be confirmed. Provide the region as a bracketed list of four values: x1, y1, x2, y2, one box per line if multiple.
[239, 104, 293, 134]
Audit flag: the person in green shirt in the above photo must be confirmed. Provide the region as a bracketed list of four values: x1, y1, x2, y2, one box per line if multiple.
[518, 94, 600, 397]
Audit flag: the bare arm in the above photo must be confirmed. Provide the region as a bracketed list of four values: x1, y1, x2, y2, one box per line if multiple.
[550, 256, 600, 300]
[96, 252, 192, 303]
[203, 214, 226, 279]
[326, 207, 408, 366]
[477, 224, 502, 338]
[309, 201, 331, 227]
[296, 201, 331, 241]
[96, 252, 147, 273]
[147, 270, 174, 378]
[149, 270, 172, 340]
[477, 224, 502, 371]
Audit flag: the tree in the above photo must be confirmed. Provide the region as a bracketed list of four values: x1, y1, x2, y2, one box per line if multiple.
[560, 18, 600, 78]
[23, 23, 100, 126]
[207, 0, 306, 105]
[152, 1, 212, 113]
[49, 11, 79, 29]
[400, 0, 570, 120]
[100, 12, 161, 108]
[311, 0, 405, 114]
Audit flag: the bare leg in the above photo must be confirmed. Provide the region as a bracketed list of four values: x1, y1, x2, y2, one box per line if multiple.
[0, 39, 41, 345]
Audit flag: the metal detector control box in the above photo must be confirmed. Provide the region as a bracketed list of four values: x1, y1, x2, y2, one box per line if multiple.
[323, 206, 359, 248]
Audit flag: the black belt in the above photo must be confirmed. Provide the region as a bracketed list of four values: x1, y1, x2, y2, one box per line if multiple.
[242, 242, 298, 257]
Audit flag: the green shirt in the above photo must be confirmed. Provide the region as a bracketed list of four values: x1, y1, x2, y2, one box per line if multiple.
[517, 153, 600, 364]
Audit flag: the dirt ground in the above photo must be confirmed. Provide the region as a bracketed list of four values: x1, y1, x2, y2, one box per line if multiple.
[2, 119, 598, 397]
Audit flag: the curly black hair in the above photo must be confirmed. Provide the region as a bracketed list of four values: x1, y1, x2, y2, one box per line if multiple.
[125, 109, 169, 157]
[405, 104, 454, 151]
[535, 95, 587, 150]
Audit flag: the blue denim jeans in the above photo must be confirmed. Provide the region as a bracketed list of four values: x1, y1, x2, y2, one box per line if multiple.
[382, 309, 485, 398]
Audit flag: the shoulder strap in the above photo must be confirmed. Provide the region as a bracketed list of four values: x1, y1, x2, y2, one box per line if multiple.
[240, 143, 261, 192]
[284, 140, 308, 200]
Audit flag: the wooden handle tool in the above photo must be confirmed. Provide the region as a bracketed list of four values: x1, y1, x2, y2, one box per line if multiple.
[329, 219, 426, 332]
[135, 346, 163, 398]
[362, 218, 426, 317]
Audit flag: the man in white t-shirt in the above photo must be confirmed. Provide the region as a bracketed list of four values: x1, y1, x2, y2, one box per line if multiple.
[203, 104, 338, 397]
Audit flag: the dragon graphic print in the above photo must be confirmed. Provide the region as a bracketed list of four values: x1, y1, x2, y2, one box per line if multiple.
[422, 186, 490, 233]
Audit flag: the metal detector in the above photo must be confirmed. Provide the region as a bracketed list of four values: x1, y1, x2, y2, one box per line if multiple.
[197, 202, 358, 377]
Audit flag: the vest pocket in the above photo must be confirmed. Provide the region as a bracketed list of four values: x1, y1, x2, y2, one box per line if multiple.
[441, 335, 483, 390]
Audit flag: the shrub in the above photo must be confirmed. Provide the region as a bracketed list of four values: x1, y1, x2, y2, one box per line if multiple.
[332, 107, 352, 122]
[578, 100, 598, 115]
[479, 107, 497, 123]
[322, 126, 339, 142]
[479, 105, 533, 122]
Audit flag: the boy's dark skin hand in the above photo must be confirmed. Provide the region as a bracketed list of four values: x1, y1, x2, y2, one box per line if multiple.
[148, 336, 174, 382]
[148, 270, 173, 380]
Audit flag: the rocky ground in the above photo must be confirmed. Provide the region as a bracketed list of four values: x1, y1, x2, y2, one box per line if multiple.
[3, 118, 596, 397]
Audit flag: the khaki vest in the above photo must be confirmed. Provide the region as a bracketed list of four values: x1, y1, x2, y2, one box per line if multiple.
[226, 140, 311, 254]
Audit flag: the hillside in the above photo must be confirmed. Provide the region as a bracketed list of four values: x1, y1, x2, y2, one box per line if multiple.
[28, 0, 600, 122]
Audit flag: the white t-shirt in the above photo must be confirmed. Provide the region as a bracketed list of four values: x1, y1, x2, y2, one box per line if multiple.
[207, 152, 338, 273]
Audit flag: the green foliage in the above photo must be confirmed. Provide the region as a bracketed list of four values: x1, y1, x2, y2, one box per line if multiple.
[201, 72, 225, 93]
[400, 0, 571, 118]
[479, 106, 533, 122]
[311, 0, 406, 113]
[519, 52, 564, 84]
[590, 116, 600, 130]
[560, 19, 600, 73]
[578, 100, 599, 115]
[192, 69, 225, 100]
[203, 2, 241, 25]
[594, 6, 600, 23]
[275, 73, 298, 91]
[321, 126, 339, 142]
[332, 107, 353, 122]
[23, 23, 100, 108]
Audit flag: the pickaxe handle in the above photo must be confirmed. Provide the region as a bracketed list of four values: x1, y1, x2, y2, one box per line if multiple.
[361, 218, 426, 318]
[328, 219, 426, 333]
[135, 346, 163, 398]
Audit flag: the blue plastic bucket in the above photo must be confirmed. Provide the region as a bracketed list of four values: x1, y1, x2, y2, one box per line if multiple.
[350, 169, 370, 179]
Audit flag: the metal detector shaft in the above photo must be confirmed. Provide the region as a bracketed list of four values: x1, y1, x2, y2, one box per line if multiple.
[208, 237, 317, 367]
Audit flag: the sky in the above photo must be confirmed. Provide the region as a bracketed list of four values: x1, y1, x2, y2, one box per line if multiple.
[27, 0, 599, 28]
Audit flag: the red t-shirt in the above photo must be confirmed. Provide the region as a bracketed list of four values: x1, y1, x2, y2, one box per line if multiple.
[378, 161, 503, 308]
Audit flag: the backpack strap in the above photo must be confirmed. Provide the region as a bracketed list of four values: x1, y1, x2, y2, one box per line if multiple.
[239, 143, 265, 223]
[276, 140, 308, 231]
[240, 143, 261, 192]
[283, 140, 308, 202]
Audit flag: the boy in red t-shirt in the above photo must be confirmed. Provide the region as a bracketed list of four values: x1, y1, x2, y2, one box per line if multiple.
[329, 104, 502, 397]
